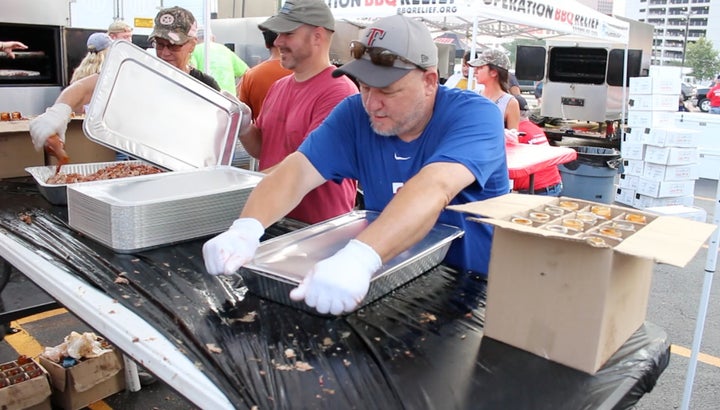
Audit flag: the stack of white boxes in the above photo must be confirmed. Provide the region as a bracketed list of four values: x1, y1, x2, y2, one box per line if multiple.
[617, 71, 699, 209]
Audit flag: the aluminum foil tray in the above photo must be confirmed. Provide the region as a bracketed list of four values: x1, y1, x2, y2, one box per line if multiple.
[67, 166, 263, 253]
[238, 211, 464, 315]
[83, 40, 242, 171]
[25, 160, 149, 206]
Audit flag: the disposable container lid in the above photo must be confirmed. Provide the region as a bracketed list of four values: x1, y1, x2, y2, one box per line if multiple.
[83, 40, 242, 171]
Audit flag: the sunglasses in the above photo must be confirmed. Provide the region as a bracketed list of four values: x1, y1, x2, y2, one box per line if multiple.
[151, 40, 185, 52]
[349, 41, 426, 71]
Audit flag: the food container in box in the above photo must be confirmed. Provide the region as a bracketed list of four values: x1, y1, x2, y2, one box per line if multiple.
[27, 40, 245, 205]
[25, 160, 148, 205]
[237, 210, 463, 315]
[67, 166, 263, 253]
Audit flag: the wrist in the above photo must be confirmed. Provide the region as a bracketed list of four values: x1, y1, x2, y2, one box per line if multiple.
[230, 217, 264, 239]
[345, 239, 382, 274]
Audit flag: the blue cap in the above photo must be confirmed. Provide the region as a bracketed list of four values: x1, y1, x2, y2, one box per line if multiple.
[87, 33, 112, 52]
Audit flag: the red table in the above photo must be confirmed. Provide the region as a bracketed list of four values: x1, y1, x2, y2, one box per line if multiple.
[505, 144, 577, 194]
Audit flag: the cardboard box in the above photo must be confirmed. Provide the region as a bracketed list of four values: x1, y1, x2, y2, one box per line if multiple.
[645, 205, 707, 223]
[643, 145, 698, 165]
[628, 75, 681, 95]
[0, 357, 52, 410]
[633, 193, 694, 209]
[622, 127, 647, 144]
[697, 150, 720, 180]
[627, 110, 676, 129]
[448, 194, 714, 374]
[617, 173, 640, 190]
[627, 94, 678, 111]
[622, 159, 644, 176]
[642, 127, 699, 147]
[620, 141, 645, 160]
[642, 162, 698, 182]
[39, 349, 125, 410]
[636, 178, 695, 198]
[615, 186, 636, 206]
[0, 120, 116, 179]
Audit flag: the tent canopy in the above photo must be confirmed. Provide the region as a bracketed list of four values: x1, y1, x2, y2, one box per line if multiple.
[328, 0, 629, 45]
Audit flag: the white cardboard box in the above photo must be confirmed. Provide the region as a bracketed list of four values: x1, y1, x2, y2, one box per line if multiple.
[618, 173, 640, 189]
[627, 110, 676, 129]
[645, 205, 707, 223]
[627, 94, 678, 111]
[642, 163, 698, 181]
[642, 127, 699, 148]
[620, 142, 645, 161]
[628, 75, 681, 95]
[634, 193, 694, 209]
[623, 127, 648, 144]
[448, 194, 714, 375]
[615, 186, 636, 206]
[697, 150, 720, 180]
[643, 146, 698, 165]
[622, 159, 644, 176]
[636, 178, 695, 198]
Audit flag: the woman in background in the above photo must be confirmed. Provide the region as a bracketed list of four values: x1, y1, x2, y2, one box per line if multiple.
[70, 33, 111, 84]
[469, 48, 520, 131]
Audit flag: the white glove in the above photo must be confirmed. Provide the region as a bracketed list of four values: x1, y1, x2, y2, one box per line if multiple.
[202, 218, 264, 276]
[289, 239, 382, 315]
[504, 128, 520, 145]
[29, 103, 72, 151]
[220, 90, 252, 136]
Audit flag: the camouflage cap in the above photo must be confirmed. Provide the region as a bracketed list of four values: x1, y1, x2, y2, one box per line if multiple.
[260, 0, 335, 33]
[148, 6, 198, 45]
[468, 49, 511, 71]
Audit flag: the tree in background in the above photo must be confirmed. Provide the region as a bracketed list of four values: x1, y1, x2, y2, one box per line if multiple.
[685, 37, 720, 81]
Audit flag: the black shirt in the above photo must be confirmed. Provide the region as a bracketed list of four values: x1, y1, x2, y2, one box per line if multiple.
[189, 67, 220, 92]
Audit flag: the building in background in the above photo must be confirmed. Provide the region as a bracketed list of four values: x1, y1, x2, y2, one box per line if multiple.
[577, 0, 615, 15]
[624, 0, 720, 67]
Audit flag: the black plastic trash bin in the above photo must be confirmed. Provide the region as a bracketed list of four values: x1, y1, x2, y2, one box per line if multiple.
[558, 146, 622, 204]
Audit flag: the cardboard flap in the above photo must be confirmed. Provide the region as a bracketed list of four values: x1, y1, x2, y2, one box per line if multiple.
[40, 356, 68, 393]
[616, 216, 717, 267]
[70, 350, 122, 393]
[447, 193, 557, 219]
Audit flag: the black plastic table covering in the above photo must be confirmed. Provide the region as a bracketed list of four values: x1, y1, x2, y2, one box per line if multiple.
[0, 177, 669, 410]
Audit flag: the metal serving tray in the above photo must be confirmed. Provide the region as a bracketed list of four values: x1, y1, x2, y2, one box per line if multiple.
[25, 160, 147, 205]
[83, 40, 242, 171]
[67, 166, 263, 253]
[238, 211, 464, 315]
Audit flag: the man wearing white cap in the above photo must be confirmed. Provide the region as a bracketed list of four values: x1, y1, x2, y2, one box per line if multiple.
[203, 15, 508, 316]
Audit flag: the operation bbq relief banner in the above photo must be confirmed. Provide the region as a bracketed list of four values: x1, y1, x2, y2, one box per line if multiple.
[325, 0, 629, 44]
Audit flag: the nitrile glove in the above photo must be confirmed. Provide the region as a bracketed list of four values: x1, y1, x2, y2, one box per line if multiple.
[202, 218, 264, 275]
[221, 90, 252, 136]
[289, 239, 382, 315]
[29, 103, 72, 151]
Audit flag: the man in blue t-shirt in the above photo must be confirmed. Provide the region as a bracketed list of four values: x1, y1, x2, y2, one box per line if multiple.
[203, 12, 509, 316]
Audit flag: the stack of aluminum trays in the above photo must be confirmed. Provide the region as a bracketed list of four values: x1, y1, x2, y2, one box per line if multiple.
[238, 210, 464, 315]
[67, 166, 262, 253]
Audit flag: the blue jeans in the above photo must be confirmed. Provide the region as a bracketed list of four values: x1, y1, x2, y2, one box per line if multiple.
[518, 182, 563, 196]
[710, 106, 720, 115]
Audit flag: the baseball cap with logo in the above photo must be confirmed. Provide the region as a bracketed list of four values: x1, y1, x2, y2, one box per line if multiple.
[260, 0, 335, 33]
[87, 33, 112, 53]
[148, 6, 198, 45]
[332, 15, 438, 88]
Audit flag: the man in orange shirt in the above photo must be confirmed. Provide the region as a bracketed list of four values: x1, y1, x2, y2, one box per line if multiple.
[237, 27, 292, 121]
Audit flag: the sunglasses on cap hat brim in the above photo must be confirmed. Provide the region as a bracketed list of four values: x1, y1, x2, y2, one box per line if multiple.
[349, 41, 426, 71]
